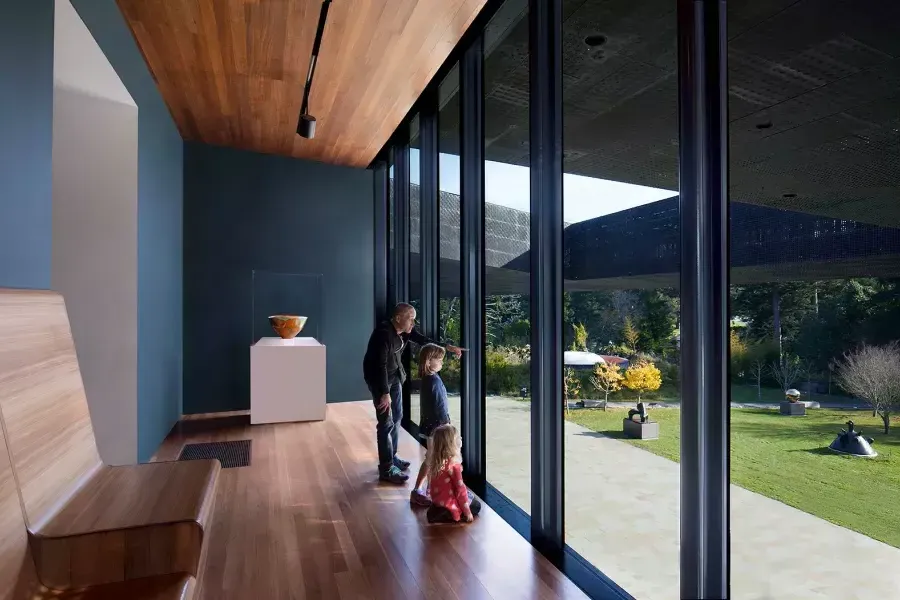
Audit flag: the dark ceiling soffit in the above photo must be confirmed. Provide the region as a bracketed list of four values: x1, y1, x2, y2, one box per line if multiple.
[369, 0, 508, 168]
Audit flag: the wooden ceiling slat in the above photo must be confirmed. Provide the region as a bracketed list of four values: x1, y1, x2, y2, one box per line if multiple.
[116, 0, 487, 166]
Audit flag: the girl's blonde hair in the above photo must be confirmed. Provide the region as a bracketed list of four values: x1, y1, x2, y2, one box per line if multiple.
[426, 424, 461, 478]
[418, 343, 446, 378]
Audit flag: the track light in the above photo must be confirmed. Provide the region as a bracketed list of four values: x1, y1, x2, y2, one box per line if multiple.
[297, 0, 331, 139]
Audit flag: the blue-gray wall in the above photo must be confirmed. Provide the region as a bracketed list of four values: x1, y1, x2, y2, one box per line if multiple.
[71, 0, 184, 462]
[0, 2, 183, 462]
[0, 3, 55, 289]
[183, 143, 375, 413]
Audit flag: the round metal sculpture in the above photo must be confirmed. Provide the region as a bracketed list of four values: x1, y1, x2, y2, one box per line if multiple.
[785, 389, 801, 402]
[829, 420, 877, 458]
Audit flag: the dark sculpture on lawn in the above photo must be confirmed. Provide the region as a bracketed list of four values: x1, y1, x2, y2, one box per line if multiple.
[628, 402, 650, 424]
[828, 420, 878, 457]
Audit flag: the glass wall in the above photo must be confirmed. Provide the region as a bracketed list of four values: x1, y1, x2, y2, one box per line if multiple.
[728, 2, 900, 598]
[439, 64, 463, 410]
[377, 0, 900, 594]
[409, 115, 422, 425]
[561, 2, 680, 596]
[483, 0, 531, 514]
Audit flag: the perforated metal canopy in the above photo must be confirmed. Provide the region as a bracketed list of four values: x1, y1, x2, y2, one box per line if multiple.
[438, 0, 900, 229]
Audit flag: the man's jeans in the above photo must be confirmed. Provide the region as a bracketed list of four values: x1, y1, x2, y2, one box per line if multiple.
[373, 380, 403, 473]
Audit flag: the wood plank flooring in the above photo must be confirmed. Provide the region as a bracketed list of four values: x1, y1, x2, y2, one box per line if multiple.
[155, 401, 588, 600]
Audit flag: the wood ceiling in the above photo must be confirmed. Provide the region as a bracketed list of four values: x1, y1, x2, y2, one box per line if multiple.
[117, 0, 487, 167]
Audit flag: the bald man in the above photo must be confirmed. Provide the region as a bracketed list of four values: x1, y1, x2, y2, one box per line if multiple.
[362, 303, 463, 484]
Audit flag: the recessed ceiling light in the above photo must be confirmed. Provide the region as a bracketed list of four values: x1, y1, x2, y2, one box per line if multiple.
[584, 34, 607, 47]
[756, 121, 773, 130]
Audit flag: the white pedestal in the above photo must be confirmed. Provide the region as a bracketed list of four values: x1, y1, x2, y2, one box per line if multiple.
[251, 337, 326, 424]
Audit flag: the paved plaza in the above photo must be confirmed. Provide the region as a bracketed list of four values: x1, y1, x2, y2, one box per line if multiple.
[412, 395, 900, 600]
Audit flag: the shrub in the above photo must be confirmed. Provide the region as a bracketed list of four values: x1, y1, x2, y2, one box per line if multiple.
[623, 360, 663, 402]
[485, 346, 530, 395]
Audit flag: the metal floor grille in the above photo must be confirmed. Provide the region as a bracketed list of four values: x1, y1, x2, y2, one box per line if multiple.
[178, 440, 251, 469]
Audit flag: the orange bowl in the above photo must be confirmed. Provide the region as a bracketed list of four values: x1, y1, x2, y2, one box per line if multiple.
[268, 315, 307, 339]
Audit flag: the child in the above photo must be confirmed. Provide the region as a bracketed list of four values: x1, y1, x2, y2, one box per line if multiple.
[424, 424, 481, 523]
[410, 343, 451, 506]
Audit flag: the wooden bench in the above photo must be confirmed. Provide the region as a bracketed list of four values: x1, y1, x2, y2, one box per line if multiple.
[1, 407, 197, 599]
[0, 289, 220, 594]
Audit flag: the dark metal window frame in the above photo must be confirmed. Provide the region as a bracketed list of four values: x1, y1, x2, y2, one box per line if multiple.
[373, 161, 389, 323]
[678, 0, 730, 597]
[459, 37, 487, 495]
[372, 0, 731, 597]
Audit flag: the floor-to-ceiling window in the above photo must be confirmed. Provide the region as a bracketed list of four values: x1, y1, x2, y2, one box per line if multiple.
[483, 0, 531, 514]
[409, 115, 422, 426]
[378, 0, 900, 595]
[439, 64, 463, 411]
[727, 2, 900, 598]
[561, 3, 680, 597]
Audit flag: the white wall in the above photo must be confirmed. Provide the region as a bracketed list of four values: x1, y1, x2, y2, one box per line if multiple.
[52, 0, 139, 465]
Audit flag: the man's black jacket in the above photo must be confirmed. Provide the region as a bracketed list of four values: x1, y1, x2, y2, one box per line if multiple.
[362, 320, 436, 397]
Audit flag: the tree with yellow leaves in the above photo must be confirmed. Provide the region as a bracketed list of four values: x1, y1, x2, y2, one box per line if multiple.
[591, 362, 623, 410]
[622, 360, 662, 401]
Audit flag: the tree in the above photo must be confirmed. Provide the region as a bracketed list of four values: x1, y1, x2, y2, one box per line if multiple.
[571, 322, 588, 352]
[834, 343, 900, 434]
[622, 361, 662, 401]
[622, 317, 640, 356]
[439, 297, 460, 342]
[638, 289, 678, 356]
[590, 362, 623, 410]
[750, 359, 766, 401]
[730, 329, 748, 380]
[563, 367, 581, 415]
[565, 290, 642, 353]
[731, 283, 819, 347]
[769, 354, 805, 392]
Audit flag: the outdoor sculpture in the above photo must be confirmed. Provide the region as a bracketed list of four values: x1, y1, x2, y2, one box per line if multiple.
[628, 402, 650, 423]
[828, 420, 878, 457]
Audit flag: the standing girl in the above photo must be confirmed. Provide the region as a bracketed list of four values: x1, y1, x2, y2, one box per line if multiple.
[410, 343, 451, 506]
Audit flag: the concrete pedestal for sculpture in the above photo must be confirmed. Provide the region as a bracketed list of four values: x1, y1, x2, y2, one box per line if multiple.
[623, 418, 659, 440]
[251, 337, 325, 424]
[780, 401, 806, 416]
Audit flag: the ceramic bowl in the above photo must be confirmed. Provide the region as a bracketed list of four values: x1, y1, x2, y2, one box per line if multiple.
[268, 315, 307, 339]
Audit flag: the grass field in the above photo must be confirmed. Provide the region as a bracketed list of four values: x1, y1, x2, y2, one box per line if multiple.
[566, 407, 900, 548]
[585, 383, 852, 406]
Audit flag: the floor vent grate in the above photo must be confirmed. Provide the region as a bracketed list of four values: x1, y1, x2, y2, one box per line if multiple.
[178, 440, 252, 469]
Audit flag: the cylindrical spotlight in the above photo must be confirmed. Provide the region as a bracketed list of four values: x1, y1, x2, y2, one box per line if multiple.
[297, 114, 317, 139]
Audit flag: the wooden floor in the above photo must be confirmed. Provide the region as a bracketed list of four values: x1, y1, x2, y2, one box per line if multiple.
[155, 401, 588, 600]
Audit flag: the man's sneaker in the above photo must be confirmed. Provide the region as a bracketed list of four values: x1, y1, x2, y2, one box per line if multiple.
[379, 466, 409, 484]
[393, 456, 411, 471]
[410, 489, 432, 507]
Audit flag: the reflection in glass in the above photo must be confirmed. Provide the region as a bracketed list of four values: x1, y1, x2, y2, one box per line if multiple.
[727, 1, 900, 597]
[561, 1, 679, 597]
[483, 0, 531, 515]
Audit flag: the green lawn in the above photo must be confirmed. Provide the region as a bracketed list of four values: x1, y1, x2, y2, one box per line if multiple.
[566, 407, 900, 548]
[584, 383, 850, 405]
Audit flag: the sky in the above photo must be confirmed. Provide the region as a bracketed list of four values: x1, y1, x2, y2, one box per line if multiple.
[408, 149, 676, 224]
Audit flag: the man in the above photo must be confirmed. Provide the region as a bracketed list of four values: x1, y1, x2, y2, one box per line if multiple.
[362, 303, 463, 483]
